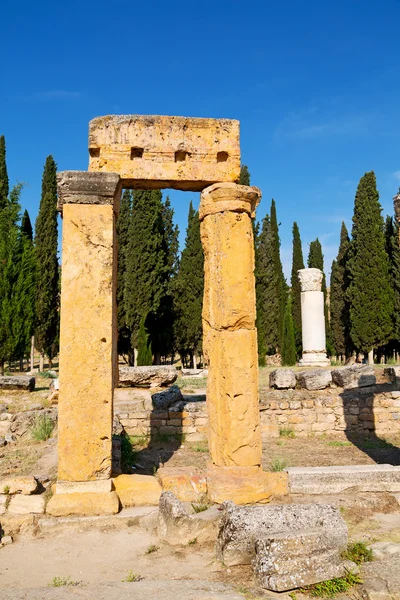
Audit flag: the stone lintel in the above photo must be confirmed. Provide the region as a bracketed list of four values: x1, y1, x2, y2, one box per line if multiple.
[298, 268, 323, 292]
[57, 171, 122, 215]
[199, 182, 261, 220]
[55, 480, 113, 494]
[88, 114, 241, 191]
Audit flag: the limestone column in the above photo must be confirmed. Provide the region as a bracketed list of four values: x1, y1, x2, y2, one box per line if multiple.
[200, 182, 262, 467]
[47, 171, 121, 516]
[298, 268, 330, 367]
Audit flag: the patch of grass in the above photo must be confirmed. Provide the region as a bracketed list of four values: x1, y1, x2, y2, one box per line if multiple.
[301, 571, 362, 597]
[191, 501, 209, 513]
[386, 357, 397, 366]
[120, 435, 139, 473]
[49, 576, 80, 587]
[176, 377, 207, 390]
[270, 457, 288, 472]
[146, 544, 159, 554]
[38, 371, 57, 379]
[31, 414, 54, 441]
[188, 537, 197, 545]
[279, 427, 295, 438]
[122, 571, 143, 582]
[327, 440, 352, 447]
[342, 541, 373, 565]
[192, 441, 208, 453]
[288, 593, 298, 600]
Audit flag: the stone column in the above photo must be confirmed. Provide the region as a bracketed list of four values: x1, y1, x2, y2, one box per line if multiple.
[47, 171, 121, 517]
[298, 268, 330, 367]
[200, 182, 262, 468]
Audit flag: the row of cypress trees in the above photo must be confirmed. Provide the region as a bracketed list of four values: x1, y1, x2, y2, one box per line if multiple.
[0, 136, 59, 374]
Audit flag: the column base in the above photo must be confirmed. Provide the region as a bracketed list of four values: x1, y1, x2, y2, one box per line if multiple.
[206, 466, 288, 504]
[46, 479, 120, 517]
[299, 352, 330, 367]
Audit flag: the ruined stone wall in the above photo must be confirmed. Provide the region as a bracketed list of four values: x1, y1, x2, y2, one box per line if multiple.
[114, 384, 400, 441]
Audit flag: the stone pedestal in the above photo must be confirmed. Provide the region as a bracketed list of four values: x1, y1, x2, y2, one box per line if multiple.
[298, 268, 330, 367]
[200, 182, 262, 468]
[47, 171, 121, 517]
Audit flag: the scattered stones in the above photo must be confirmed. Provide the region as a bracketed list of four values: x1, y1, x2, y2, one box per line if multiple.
[296, 369, 332, 390]
[119, 366, 178, 388]
[0, 476, 39, 495]
[331, 364, 376, 389]
[7, 494, 46, 515]
[269, 369, 296, 389]
[151, 385, 183, 410]
[157, 466, 207, 502]
[158, 491, 220, 545]
[217, 501, 347, 567]
[113, 474, 162, 507]
[0, 376, 35, 391]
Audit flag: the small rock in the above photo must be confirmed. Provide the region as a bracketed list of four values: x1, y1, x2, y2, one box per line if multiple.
[1, 535, 13, 545]
[269, 369, 296, 389]
[5, 433, 16, 444]
[296, 369, 332, 390]
[331, 365, 376, 388]
[152, 385, 183, 410]
[0, 437, 6, 447]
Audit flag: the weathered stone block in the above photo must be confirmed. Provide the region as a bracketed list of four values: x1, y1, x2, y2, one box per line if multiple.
[269, 369, 296, 389]
[158, 492, 220, 545]
[384, 366, 400, 383]
[217, 502, 347, 567]
[296, 369, 332, 391]
[88, 115, 240, 192]
[113, 474, 161, 507]
[151, 385, 183, 410]
[7, 494, 45, 515]
[157, 466, 207, 502]
[0, 376, 35, 391]
[119, 365, 177, 388]
[206, 466, 276, 504]
[331, 365, 376, 389]
[0, 476, 38, 495]
[46, 491, 120, 516]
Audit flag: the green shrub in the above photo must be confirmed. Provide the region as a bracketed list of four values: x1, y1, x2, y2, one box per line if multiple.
[31, 414, 54, 441]
[342, 541, 373, 565]
[191, 502, 209, 513]
[122, 571, 142, 582]
[270, 457, 287, 472]
[49, 577, 79, 587]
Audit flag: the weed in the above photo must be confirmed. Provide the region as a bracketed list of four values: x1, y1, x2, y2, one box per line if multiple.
[49, 576, 79, 587]
[342, 541, 373, 565]
[129, 435, 149, 447]
[31, 414, 54, 441]
[276, 440, 285, 446]
[192, 441, 208, 453]
[2, 485, 10, 495]
[327, 440, 351, 447]
[279, 427, 295, 439]
[188, 537, 197, 545]
[300, 571, 362, 597]
[288, 593, 298, 600]
[191, 502, 209, 513]
[122, 571, 143, 582]
[146, 544, 159, 554]
[270, 457, 287, 472]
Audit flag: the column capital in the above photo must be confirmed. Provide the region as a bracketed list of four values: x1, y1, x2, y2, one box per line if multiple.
[199, 182, 261, 221]
[298, 268, 323, 292]
[57, 171, 122, 215]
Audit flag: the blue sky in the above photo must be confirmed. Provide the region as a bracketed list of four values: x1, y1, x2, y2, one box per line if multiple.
[2, 0, 400, 281]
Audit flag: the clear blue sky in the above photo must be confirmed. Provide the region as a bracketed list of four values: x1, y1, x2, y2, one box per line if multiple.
[2, 0, 400, 281]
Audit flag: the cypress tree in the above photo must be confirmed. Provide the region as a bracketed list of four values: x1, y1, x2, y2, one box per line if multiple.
[330, 223, 351, 359]
[21, 209, 33, 240]
[307, 238, 332, 355]
[34, 156, 59, 367]
[270, 199, 287, 350]
[384, 215, 400, 358]
[125, 189, 169, 363]
[290, 222, 304, 356]
[255, 215, 269, 363]
[117, 190, 133, 361]
[136, 318, 153, 366]
[347, 171, 394, 359]
[238, 165, 250, 186]
[281, 295, 296, 366]
[174, 201, 204, 367]
[0, 135, 9, 209]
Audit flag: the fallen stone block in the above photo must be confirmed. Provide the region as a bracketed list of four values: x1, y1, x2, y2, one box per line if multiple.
[46, 491, 120, 517]
[331, 364, 376, 388]
[0, 376, 35, 391]
[384, 366, 400, 384]
[253, 531, 357, 591]
[158, 491, 220, 545]
[151, 385, 183, 410]
[119, 366, 177, 388]
[0, 476, 39, 495]
[296, 369, 332, 390]
[181, 369, 208, 378]
[7, 494, 45, 515]
[217, 501, 347, 566]
[113, 474, 161, 507]
[206, 466, 286, 504]
[269, 369, 296, 389]
[157, 466, 207, 502]
[287, 465, 400, 494]
[0, 535, 13, 546]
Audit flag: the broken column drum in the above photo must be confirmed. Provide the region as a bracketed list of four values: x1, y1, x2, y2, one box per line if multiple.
[298, 268, 330, 367]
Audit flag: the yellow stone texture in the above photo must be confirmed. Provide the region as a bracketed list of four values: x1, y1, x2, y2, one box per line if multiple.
[88, 115, 240, 191]
[157, 466, 207, 502]
[46, 491, 120, 517]
[200, 183, 262, 467]
[113, 474, 162, 507]
[206, 466, 272, 504]
[58, 201, 119, 482]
